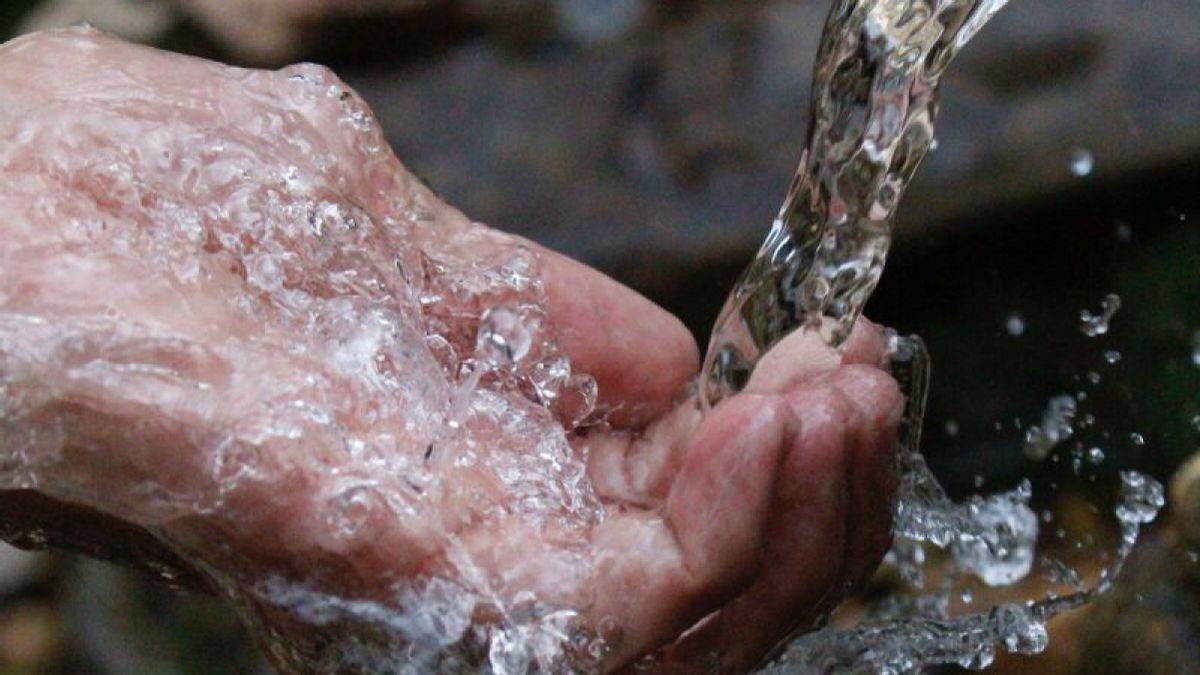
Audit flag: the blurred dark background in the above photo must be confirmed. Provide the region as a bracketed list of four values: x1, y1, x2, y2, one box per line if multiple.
[0, 1, 1196, 673]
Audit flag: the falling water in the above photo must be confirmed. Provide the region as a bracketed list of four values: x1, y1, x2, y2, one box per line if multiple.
[701, 0, 1010, 406]
[687, 0, 1167, 672]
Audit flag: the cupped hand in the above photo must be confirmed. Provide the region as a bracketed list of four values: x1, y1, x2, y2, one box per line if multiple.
[0, 29, 902, 673]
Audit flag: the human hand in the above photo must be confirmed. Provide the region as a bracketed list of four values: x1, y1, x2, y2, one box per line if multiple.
[0, 28, 901, 673]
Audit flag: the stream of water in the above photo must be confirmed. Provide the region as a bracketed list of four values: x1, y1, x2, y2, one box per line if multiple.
[698, 1, 1167, 672]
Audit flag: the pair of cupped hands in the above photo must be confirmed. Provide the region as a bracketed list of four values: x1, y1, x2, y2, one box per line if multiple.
[0, 29, 901, 674]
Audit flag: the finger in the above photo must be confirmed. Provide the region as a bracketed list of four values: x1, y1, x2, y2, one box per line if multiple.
[587, 394, 793, 670]
[582, 400, 701, 507]
[743, 318, 887, 395]
[583, 318, 890, 505]
[659, 385, 853, 672]
[660, 365, 902, 672]
[841, 316, 890, 367]
[826, 364, 903, 590]
[536, 244, 699, 429]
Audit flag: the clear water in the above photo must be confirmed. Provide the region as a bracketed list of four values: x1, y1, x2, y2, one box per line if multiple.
[701, 0, 1011, 406]
[688, 1, 1166, 672]
[0, 18, 1168, 675]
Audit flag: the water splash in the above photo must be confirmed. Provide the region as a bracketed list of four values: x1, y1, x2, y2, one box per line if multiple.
[684, 1, 1170, 670]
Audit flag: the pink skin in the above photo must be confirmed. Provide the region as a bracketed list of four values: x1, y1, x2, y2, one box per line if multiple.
[0, 29, 902, 673]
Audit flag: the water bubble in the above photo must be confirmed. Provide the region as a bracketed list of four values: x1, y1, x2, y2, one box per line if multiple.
[1130, 432, 1146, 446]
[1104, 350, 1121, 365]
[1191, 330, 1200, 367]
[1088, 447, 1105, 464]
[1080, 293, 1121, 337]
[1024, 395, 1076, 461]
[1005, 313, 1026, 336]
[961, 589, 974, 604]
[1087, 371, 1102, 385]
[1191, 414, 1200, 432]
[1069, 148, 1094, 176]
[1114, 222, 1133, 242]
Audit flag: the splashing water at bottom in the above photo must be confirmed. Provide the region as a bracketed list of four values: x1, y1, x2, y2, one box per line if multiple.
[752, 336, 1165, 674]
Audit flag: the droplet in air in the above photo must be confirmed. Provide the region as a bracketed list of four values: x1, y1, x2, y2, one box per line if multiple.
[1191, 414, 1200, 432]
[1114, 222, 1132, 242]
[1104, 350, 1121, 365]
[1005, 313, 1026, 336]
[1080, 293, 1121, 337]
[944, 419, 960, 437]
[1115, 471, 1165, 525]
[1191, 330, 1200, 367]
[1069, 148, 1094, 176]
[1087, 447, 1105, 464]
[1024, 395, 1077, 461]
[1129, 432, 1146, 446]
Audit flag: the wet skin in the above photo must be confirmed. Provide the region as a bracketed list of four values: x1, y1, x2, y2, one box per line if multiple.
[0, 29, 901, 673]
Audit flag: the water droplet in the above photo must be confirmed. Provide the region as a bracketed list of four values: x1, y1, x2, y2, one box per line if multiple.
[1191, 414, 1200, 432]
[944, 419, 960, 437]
[476, 306, 533, 367]
[1088, 447, 1105, 464]
[1129, 432, 1146, 446]
[327, 485, 385, 536]
[1103, 350, 1121, 365]
[1115, 471, 1164, 525]
[1114, 222, 1132, 242]
[1005, 313, 1026, 336]
[1080, 293, 1121, 337]
[1191, 330, 1200, 367]
[1069, 148, 1094, 176]
[1024, 395, 1076, 461]
[961, 589, 974, 604]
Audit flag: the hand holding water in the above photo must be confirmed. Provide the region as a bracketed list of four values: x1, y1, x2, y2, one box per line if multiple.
[0, 30, 902, 672]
